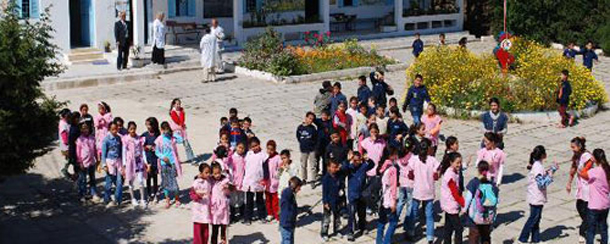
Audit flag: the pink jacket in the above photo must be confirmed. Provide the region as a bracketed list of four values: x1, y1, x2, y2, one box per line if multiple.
[122, 135, 146, 182]
[381, 161, 398, 209]
[94, 112, 113, 155]
[476, 148, 506, 182]
[243, 150, 266, 192]
[359, 137, 387, 176]
[228, 152, 246, 191]
[154, 135, 183, 178]
[266, 154, 282, 193]
[576, 152, 593, 201]
[76, 135, 96, 168]
[169, 108, 188, 140]
[440, 169, 462, 214]
[191, 177, 212, 224]
[397, 153, 413, 188]
[407, 155, 441, 201]
[58, 119, 69, 151]
[210, 177, 231, 225]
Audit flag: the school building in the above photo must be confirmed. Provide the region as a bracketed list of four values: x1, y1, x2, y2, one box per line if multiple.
[7, 0, 464, 63]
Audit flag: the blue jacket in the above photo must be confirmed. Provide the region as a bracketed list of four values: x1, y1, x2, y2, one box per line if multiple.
[229, 127, 246, 149]
[557, 80, 572, 105]
[141, 131, 159, 169]
[387, 118, 409, 142]
[342, 159, 375, 202]
[322, 173, 341, 210]
[412, 39, 424, 57]
[402, 85, 430, 114]
[280, 187, 298, 228]
[580, 48, 598, 69]
[314, 118, 333, 150]
[563, 49, 576, 59]
[68, 124, 81, 161]
[481, 111, 508, 134]
[330, 92, 347, 115]
[296, 124, 317, 153]
[357, 85, 372, 104]
[371, 73, 394, 106]
[326, 142, 348, 163]
[101, 134, 122, 163]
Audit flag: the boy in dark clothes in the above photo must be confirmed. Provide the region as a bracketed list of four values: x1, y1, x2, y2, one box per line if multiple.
[357, 75, 372, 104]
[412, 33, 424, 58]
[62, 111, 81, 181]
[563, 42, 577, 59]
[228, 118, 246, 149]
[371, 71, 394, 107]
[343, 151, 375, 241]
[402, 74, 430, 125]
[279, 177, 303, 244]
[557, 69, 573, 128]
[315, 110, 333, 183]
[321, 159, 343, 241]
[578, 41, 599, 71]
[296, 112, 318, 185]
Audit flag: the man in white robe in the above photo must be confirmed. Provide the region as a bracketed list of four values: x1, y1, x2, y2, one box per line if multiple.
[200, 28, 217, 83]
[210, 19, 225, 72]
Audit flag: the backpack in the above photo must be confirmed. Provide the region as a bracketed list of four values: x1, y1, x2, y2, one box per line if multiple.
[470, 182, 498, 225]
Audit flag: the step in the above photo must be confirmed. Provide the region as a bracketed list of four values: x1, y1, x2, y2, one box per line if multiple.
[71, 47, 102, 54]
[68, 51, 105, 62]
[70, 58, 109, 65]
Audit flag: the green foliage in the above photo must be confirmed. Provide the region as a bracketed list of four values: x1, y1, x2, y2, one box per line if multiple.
[0, 3, 65, 177]
[238, 28, 300, 76]
[491, 0, 610, 53]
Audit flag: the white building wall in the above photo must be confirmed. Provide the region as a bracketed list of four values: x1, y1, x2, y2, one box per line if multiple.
[39, 0, 70, 55]
[94, 0, 116, 50]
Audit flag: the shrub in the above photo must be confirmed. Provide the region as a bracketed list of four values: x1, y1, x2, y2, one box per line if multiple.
[405, 38, 607, 113]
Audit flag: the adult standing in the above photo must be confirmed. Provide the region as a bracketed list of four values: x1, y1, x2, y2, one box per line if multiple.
[480, 97, 508, 149]
[199, 27, 217, 83]
[313, 81, 333, 117]
[210, 19, 225, 73]
[151, 12, 166, 66]
[114, 11, 131, 70]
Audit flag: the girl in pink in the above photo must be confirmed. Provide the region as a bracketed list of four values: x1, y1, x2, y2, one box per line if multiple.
[420, 103, 442, 156]
[566, 137, 594, 241]
[243, 137, 267, 224]
[191, 163, 212, 244]
[76, 123, 98, 201]
[210, 162, 232, 244]
[263, 140, 281, 222]
[579, 149, 610, 244]
[518, 146, 558, 243]
[122, 122, 148, 208]
[359, 123, 387, 177]
[228, 142, 246, 223]
[169, 98, 195, 162]
[405, 138, 440, 242]
[95, 102, 113, 158]
[210, 145, 230, 173]
[396, 140, 415, 237]
[476, 132, 506, 186]
[440, 152, 465, 244]
[59, 109, 71, 157]
[377, 148, 400, 244]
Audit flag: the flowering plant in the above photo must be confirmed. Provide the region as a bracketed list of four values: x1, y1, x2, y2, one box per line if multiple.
[304, 31, 332, 48]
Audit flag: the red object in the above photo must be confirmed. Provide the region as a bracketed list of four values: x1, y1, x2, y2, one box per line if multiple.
[265, 191, 279, 221]
[189, 187, 202, 201]
[171, 109, 185, 127]
[193, 223, 210, 244]
[408, 170, 415, 180]
[332, 111, 349, 145]
[496, 48, 514, 71]
[448, 178, 465, 207]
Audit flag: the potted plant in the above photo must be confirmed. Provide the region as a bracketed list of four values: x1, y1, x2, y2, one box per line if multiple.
[103, 40, 111, 52]
[130, 45, 145, 68]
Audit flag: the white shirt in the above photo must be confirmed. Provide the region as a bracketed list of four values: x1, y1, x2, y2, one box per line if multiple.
[210, 26, 225, 49]
[152, 19, 166, 49]
[199, 34, 217, 68]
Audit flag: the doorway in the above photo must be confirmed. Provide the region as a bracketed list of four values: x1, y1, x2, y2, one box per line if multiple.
[70, 0, 94, 47]
[305, 0, 320, 22]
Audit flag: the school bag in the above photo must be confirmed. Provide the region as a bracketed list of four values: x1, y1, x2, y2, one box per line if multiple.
[469, 182, 498, 225]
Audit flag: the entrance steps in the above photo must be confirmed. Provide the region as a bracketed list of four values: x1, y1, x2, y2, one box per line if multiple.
[67, 48, 106, 64]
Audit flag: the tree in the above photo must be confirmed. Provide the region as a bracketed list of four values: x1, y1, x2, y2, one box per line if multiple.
[0, 3, 64, 177]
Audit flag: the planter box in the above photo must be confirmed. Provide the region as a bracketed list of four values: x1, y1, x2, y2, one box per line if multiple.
[130, 58, 148, 68]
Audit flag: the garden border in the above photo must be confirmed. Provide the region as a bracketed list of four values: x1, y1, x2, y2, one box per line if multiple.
[441, 103, 600, 123]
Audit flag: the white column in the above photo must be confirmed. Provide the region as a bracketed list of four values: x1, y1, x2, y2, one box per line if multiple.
[132, 0, 145, 48]
[321, 0, 330, 33]
[233, 0, 244, 45]
[395, 0, 402, 32]
[457, 0, 464, 30]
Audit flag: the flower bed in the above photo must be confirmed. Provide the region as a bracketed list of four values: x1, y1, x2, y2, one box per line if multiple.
[404, 38, 607, 113]
[238, 28, 397, 76]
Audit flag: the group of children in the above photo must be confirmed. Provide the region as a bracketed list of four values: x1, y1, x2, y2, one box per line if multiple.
[562, 40, 600, 71]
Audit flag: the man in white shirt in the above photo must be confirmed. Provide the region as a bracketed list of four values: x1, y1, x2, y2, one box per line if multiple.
[210, 19, 225, 72]
[151, 12, 166, 66]
[200, 27, 217, 83]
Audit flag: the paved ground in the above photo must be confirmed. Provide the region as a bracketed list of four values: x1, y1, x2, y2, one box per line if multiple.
[2, 38, 610, 244]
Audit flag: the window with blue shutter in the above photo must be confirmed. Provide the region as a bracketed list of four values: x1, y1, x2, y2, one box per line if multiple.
[386, 0, 394, 6]
[29, 0, 39, 19]
[168, 0, 176, 17]
[187, 0, 196, 17]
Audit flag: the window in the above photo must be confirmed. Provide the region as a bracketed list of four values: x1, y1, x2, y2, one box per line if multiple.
[343, 0, 354, 6]
[168, 0, 195, 17]
[176, 0, 188, 16]
[204, 0, 233, 18]
[21, 0, 30, 18]
[246, 0, 256, 13]
[14, 0, 38, 19]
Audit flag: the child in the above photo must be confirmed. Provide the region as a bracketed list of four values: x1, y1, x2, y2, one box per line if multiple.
[330, 82, 347, 116]
[228, 118, 246, 150]
[219, 117, 229, 134]
[563, 42, 577, 59]
[556, 69, 573, 128]
[375, 105, 389, 136]
[79, 104, 94, 130]
[438, 33, 446, 46]
[412, 32, 424, 58]
[228, 142, 246, 223]
[326, 132, 349, 175]
[314, 81, 333, 117]
[75, 123, 99, 202]
[476, 132, 507, 186]
[396, 140, 415, 238]
[62, 112, 81, 181]
[367, 97, 377, 117]
[580, 149, 610, 244]
[122, 121, 148, 207]
[242, 117, 256, 141]
[243, 137, 267, 225]
[142, 117, 160, 203]
[278, 150, 299, 196]
[566, 137, 594, 241]
[518, 146, 558, 243]
[101, 122, 123, 207]
[405, 138, 440, 243]
[210, 162, 232, 244]
[353, 104, 369, 151]
[377, 148, 400, 244]
[191, 163, 212, 244]
[346, 97, 359, 148]
[402, 74, 430, 125]
[280, 177, 303, 244]
[343, 151, 375, 241]
[95, 102, 113, 158]
[359, 124, 386, 178]
[315, 110, 333, 181]
[332, 101, 350, 145]
[321, 159, 343, 241]
[370, 71, 394, 107]
[421, 103, 442, 156]
[444, 136, 466, 193]
[169, 98, 196, 162]
[578, 41, 599, 70]
[210, 145, 230, 173]
[464, 161, 499, 244]
[440, 152, 465, 244]
[388, 98, 398, 112]
[409, 122, 426, 157]
[357, 75, 372, 104]
[387, 107, 409, 148]
[297, 112, 318, 184]
[263, 140, 281, 222]
[229, 107, 239, 121]
[58, 109, 71, 175]
[155, 121, 184, 209]
[114, 117, 128, 136]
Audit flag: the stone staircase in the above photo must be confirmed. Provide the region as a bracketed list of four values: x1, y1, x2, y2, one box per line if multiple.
[67, 48, 106, 64]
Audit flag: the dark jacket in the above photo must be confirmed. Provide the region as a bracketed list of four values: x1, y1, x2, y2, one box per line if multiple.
[296, 123, 317, 153]
[330, 92, 347, 116]
[114, 20, 130, 46]
[314, 89, 332, 116]
[141, 131, 159, 170]
[557, 80, 572, 106]
[322, 173, 341, 210]
[371, 72, 394, 106]
[314, 118, 333, 151]
[579, 48, 598, 69]
[402, 85, 430, 114]
[343, 159, 375, 202]
[326, 142, 348, 163]
[387, 118, 408, 142]
[412, 39, 424, 57]
[68, 124, 81, 161]
[357, 85, 372, 104]
[481, 111, 508, 134]
[229, 127, 246, 148]
[563, 49, 576, 59]
[280, 187, 298, 228]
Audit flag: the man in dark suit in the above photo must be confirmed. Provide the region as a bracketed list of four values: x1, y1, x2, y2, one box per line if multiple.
[114, 11, 130, 70]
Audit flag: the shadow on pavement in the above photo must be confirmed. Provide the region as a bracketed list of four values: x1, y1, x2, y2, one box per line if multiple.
[501, 173, 525, 185]
[495, 210, 525, 227]
[229, 232, 270, 244]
